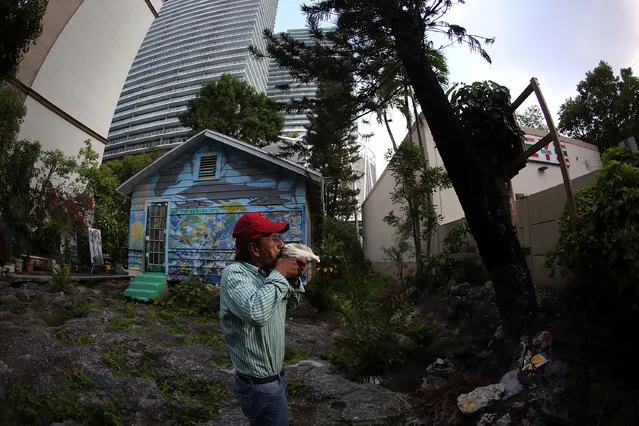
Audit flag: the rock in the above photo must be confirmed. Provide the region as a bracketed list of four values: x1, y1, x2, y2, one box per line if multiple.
[495, 414, 512, 425]
[457, 383, 505, 415]
[134, 398, 166, 423]
[389, 332, 417, 352]
[447, 408, 464, 425]
[285, 322, 336, 356]
[540, 398, 570, 424]
[284, 359, 413, 424]
[484, 281, 494, 291]
[493, 325, 504, 342]
[543, 361, 568, 379]
[500, 369, 523, 399]
[1, 295, 19, 305]
[451, 282, 472, 296]
[209, 407, 248, 425]
[512, 401, 527, 413]
[14, 288, 36, 302]
[477, 413, 497, 425]
[531, 418, 547, 426]
[422, 358, 456, 390]
[0, 360, 13, 398]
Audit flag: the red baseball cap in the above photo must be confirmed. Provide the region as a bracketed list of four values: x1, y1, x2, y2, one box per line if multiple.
[233, 212, 289, 253]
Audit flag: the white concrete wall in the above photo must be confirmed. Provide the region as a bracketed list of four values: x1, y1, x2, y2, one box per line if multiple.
[362, 167, 397, 264]
[19, 96, 97, 155]
[18, 0, 159, 159]
[424, 125, 602, 225]
[362, 117, 602, 274]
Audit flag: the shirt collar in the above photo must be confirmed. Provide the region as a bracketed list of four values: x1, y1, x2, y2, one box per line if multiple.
[239, 261, 270, 277]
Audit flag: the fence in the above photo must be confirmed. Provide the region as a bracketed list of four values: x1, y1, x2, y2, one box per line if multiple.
[433, 170, 599, 286]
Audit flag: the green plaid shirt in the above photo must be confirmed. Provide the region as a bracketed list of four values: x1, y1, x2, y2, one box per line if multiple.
[220, 261, 304, 378]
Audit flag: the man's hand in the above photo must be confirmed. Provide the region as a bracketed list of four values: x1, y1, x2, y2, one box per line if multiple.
[275, 257, 306, 281]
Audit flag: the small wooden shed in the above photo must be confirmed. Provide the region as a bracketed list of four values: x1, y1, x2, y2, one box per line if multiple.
[116, 130, 324, 284]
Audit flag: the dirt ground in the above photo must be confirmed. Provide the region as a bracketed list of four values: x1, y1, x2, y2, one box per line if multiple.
[1, 278, 637, 425]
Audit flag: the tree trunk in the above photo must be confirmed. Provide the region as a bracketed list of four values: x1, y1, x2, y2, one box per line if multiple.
[407, 198, 422, 274]
[410, 89, 424, 151]
[384, 6, 538, 340]
[383, 110, 398, 151]
[403, 94, 412, 134]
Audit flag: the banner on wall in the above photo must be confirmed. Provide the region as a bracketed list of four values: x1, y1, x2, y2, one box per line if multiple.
[88, 227, 104, 265]
[524, 134, 570, 166]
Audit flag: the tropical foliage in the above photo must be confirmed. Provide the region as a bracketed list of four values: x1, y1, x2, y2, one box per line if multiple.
[516, 105, 548, 131]
[0, 0, 47, 80]
[178, 73, 284, 147]
[546, 147, 639, 302]
[384, 139, 450, 274]
[559, 61, 639, 150]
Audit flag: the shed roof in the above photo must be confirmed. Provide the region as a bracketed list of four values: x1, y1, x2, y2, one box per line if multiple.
[116, 130, 323, 196]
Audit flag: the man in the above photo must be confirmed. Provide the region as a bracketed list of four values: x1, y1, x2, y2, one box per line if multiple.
[220, 212, 307, 425]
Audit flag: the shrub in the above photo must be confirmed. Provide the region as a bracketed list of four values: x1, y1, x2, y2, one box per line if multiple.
[546, 147, 639, 303]
[326, 278, 414, 379]
[49, 264, 76, 293]
[158, 274, 216, 318]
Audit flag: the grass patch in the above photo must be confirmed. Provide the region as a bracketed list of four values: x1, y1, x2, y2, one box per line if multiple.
[105, 317, 133, 332]
[52, 329, 71, 343]
[76, 334, 93, 345]
[71, 297, 95, 318]
[167, 322, 186, 335]
[54, 368, 123, 426]
[0, 382, 46, 426]
[135, 365, 228, 423]
[403, 322, 439, 345]
[103, 344, 130, 376]
[284, 348, 311, 365]
[115, 302, 138, 319]
[1, 370, 122, 426]
[185, 329, 223, 348]
[42, 310, 74, 327]
[6, 300, 25, 314]
[209, 356, 232, 370]
[287, 380, 306, 397]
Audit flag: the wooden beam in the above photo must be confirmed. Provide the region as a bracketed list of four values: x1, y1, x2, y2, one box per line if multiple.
[517, 133, 553, 163]
[511, 83, 534, 111]
[530, 78, 578, 227]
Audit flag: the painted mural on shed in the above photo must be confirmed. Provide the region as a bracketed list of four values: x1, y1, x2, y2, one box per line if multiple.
[116, 130, 323, 284]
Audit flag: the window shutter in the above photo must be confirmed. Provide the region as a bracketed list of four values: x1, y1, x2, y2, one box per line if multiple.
[198, 155, 218, 179]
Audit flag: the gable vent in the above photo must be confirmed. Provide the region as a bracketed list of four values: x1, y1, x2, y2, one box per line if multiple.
[198, 155, 218, 179]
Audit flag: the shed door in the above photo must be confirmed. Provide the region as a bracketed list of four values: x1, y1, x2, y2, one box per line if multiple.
[146, 202, 167, 272]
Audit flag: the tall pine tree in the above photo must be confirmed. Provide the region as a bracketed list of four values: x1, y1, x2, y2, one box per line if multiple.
[257, 1, 539, 346]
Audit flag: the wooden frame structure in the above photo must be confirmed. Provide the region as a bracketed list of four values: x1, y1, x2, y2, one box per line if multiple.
[509, 78, 578, 228]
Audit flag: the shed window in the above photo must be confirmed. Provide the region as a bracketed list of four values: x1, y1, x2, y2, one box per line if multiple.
[198, 155, 218, 179]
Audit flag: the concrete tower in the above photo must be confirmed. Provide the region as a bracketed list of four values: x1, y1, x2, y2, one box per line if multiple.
[105, 0, 279, 160]
[16, 0, 164, 160]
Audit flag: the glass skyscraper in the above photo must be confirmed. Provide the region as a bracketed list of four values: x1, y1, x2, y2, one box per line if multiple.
[266, 29, 319, 139]
[104, 0, 279, 159]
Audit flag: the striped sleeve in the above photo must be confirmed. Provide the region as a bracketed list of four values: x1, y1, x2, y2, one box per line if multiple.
[222, 267, 291, 327]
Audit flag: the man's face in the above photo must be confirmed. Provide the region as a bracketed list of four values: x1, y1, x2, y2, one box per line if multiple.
[254, 233, 284, 269]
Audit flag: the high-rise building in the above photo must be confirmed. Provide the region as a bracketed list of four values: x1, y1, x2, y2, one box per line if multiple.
[266, 29, 319, 139]
[104, 0, 279, 160]
[356, 143, 377, 206]
[16, 0, 164, 160]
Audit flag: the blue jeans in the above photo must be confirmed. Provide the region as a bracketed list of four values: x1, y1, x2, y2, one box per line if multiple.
[232, 375, 289, 425]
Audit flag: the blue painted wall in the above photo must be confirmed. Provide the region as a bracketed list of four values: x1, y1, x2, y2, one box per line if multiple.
[128, 136, 312, 283]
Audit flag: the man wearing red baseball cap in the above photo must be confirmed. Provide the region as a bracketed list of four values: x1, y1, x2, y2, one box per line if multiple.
[220, 212, 307, 425]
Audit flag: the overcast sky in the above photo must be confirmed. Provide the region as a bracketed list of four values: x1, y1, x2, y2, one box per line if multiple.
[275, 0, 639, 173]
